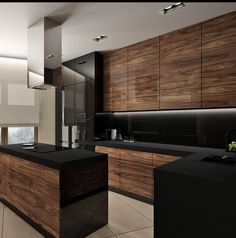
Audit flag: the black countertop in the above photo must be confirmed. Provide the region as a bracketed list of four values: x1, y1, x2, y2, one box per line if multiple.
[155, 151, 236, 183]
[95, 140, 225, 157]
[0, 143, 107, 169]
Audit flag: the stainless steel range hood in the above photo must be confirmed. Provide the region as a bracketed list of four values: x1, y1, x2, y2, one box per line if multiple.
[27, 18, 61, 89]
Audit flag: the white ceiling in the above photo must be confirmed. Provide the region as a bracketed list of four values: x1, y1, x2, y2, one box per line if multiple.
[0, 2, 236, 62]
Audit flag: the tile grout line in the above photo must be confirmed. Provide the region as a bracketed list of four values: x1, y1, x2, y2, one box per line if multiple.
[115, 226, 153, 237]
[111, 192, 153, 223]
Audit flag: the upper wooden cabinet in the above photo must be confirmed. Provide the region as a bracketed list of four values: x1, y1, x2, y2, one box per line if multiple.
[202, 11, 236, 108]
[160, 24, 201, 109]
[103, 48, 128, 111]
[127, 37, 159, 110]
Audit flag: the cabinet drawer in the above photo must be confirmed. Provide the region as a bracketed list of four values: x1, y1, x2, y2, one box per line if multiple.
[96, 146, 120, 159]
[109, 158, 120, 189]
[153, 153, 181, 168]
[120, 149, 152, 166]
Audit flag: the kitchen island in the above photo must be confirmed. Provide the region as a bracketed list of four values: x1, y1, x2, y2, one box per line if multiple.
[154, 150, 236, 238]
[0, 143, 108, 238]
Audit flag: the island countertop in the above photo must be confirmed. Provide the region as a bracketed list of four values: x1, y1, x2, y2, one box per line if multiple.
[0, 143, 107, 169]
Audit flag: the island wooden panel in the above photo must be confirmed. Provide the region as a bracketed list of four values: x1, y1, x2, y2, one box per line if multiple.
[120, 149, 153, 199]
[8, 155, 31, 217]
[202, 11, 236, 108]
[0, 153, 9, 201]
[153, 153, 181, 168]
[103, 48, 127, 111]
[127, 37, 159, 110]
[160, 24, 201, 109]
[30, 163, 60, 238]
[96, 146, 120, 189]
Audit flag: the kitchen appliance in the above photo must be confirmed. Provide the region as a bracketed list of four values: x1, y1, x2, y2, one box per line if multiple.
[111, 129, 117, 140]
[27, 17, 61, 89]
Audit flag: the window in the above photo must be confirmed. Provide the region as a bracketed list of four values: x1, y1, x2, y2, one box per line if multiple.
[8, 127, 34, 144]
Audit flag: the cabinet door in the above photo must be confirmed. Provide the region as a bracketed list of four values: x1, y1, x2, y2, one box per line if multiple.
[64, 84, 76, 125]
[160, 24, 201, 109]
[202, 11, 236, 108]
[62, 61, 75, 86]
[8, 155, 31, 216]
[128, 37, 159, 110]
[103, 48, 128, 111]
[95, 146, 120, 189]
[153, 153, 181, 168]
[120, 149, 153, 199]
[30, 163, 60, 238]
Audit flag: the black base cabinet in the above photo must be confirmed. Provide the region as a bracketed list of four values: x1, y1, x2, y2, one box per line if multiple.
[154, 166, 236, 238]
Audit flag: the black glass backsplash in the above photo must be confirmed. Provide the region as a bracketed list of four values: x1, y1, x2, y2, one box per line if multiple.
[95, 110, 236, 149]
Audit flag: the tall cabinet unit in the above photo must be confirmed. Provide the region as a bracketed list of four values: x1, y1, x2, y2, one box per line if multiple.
[160, 24, 202, 109]
[127, 37, 159, 111]
[202, 11, 236, 108]
[103, 48, 128, 112]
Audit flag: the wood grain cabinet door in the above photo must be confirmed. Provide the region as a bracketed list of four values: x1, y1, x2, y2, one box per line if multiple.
[160, 24, 201, 109]
[7, 155, 31, 216]
[120, 149, 153, 199]
[103, 48, 128, 112]
[202, 11, 236, 108]
[127, 37, 159, 110]
[30, 163, 60, 238]
[96, 146, 120, 189]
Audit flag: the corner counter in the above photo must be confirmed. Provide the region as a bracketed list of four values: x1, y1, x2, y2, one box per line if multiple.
[0, 143, 108, 238]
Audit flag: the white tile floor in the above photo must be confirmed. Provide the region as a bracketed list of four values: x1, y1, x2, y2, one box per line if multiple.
[0, 192, 153, 238]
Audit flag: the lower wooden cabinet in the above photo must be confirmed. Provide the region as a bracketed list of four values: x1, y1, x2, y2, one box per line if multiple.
[95, 146, 181, 201]
[95, 146, 120, 189]
[120, 149, 153, 199]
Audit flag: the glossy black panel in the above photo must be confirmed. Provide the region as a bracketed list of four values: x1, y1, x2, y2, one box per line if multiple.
[95, 110, 236, 148]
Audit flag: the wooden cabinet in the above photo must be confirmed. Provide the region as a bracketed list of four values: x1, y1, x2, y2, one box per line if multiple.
[30, 163, 60, 238]
[160, 24, 201, 109]
[7, 155, 31, 216]
[202, 11, 236, 108]
[103, 48, 128, 111]
[95, 146, 120, 189]
[153, 153, 180, 168]
[127, 37, 159, 110]
[120, 149, 153, 199]
[96, 146, 181, 201]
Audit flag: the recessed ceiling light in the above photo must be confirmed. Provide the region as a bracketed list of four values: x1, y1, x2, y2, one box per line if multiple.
[93, 35, 108, 42]
[160, 2, 185, 15]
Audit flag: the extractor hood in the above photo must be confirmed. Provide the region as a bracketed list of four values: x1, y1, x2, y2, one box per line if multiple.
[27, 18, 61, 89]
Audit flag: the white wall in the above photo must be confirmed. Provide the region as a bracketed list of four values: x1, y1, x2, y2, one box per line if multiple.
[38, 88, 56, 145]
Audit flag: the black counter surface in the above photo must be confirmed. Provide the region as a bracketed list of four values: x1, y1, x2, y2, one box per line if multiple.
[96, 140, 225, 157]
[0, 143, 107, 169]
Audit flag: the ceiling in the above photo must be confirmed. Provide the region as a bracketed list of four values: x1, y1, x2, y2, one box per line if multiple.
[0, 2, 236, 62]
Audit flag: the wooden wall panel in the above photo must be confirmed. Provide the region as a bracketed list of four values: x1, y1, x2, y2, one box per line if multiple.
[202, 11, 236, 108]
[127, 37, 159, 110]
[30, 163, 60, 238]
[96, 146, 120, 189]
[103, 48, 127, 111]
[160, 24, 201, 109]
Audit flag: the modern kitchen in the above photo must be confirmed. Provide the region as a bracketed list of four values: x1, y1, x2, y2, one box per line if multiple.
[0, 2, 236, 238]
